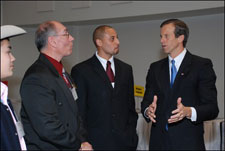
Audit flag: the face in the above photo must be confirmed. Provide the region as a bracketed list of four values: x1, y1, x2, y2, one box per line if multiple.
[1, 39, 16, 79]
[160, 23, 183, 58]
[52, 22, 74, 58]
[97, 28, 120, 60]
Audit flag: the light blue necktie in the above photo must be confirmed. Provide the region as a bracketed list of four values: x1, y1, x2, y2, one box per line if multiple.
[170, 60, 177, 88]
[166, 60, 177, 131]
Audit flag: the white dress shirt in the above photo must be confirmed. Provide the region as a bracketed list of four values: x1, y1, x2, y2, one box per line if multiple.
[168, 48, 197, 121]
[144, 48, 197, 122]
[96, 52, 115, 88]
[1, 82, 27, 150]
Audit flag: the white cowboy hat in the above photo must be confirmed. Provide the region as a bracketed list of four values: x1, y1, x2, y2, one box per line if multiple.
[1, 25, 26, 40]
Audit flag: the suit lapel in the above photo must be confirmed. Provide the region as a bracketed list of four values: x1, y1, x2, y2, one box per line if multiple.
[55, 76, 77, 114]
[39, 54, 77, 114]
[114, 58, 121, 91]
[160, 58, 171, 92]
[91, 55, 114, 90]
[172, 51, 192, 90]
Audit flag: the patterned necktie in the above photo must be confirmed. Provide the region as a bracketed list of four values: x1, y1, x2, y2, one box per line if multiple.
[106, 61, 115, 82]
[62, 68, 72, 88]
[170, 60, 177, 87]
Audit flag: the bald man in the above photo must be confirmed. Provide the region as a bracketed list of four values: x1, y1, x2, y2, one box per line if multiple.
[20, 21, 92, 150]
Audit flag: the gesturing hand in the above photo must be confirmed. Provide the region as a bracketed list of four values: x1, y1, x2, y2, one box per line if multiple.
[168, 97, 192, 123]
[146, 95, 158, 123]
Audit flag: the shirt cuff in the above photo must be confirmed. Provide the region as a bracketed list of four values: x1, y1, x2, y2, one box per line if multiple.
[144, 107, 149, 119]
[190, 107, 197, 121]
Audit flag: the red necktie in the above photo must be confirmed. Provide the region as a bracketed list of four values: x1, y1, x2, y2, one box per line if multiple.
[106, 61, 115, 82]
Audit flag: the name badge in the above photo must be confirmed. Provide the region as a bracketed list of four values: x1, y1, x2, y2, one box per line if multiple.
[71, 87, 78, 101]
[15, 121, 25, 139]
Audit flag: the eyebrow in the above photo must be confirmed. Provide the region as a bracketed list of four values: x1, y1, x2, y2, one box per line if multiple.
[64, 29, 68, 33]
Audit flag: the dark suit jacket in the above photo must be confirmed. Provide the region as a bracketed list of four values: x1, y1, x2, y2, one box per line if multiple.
[71, 55, 138, 150]
[20, 53, 88, 150]
[141, 51, 219, 150]
[1, 100, 21, 150]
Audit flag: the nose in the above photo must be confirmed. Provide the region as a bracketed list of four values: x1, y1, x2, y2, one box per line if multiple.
[11, 53, 16, 62]
[160, 37, 164, 44]
[116, 38, 120, 45]
[69, 34, 75, 41]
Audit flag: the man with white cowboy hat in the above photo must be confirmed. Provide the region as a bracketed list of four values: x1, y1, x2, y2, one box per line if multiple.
[1, 25, 27, 150]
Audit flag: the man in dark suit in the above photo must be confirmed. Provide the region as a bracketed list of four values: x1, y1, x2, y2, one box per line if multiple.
[71, 25, 138, 150]
[1, 25, 27, 150]
[20, 21, 92, 150]
[141, 19, 219, 150]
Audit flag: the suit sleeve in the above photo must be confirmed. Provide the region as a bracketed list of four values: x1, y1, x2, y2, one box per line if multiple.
[71, 66, 89, 133]
[127, 67, 138, 130]
[141, 64, 156, 122]
[20, 74, 79, 149]
[195, 59, 219, 123]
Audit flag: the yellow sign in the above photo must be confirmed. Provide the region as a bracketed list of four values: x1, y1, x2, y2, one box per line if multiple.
[134, 85, 144, 97]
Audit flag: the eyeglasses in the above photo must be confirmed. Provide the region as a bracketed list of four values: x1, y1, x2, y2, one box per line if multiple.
[52, 32, 70, 39]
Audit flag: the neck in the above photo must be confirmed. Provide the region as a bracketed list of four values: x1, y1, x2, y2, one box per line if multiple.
[97, 50, 112, 61]
[41, 49, 62, 62]
[170, 46, 184, 59]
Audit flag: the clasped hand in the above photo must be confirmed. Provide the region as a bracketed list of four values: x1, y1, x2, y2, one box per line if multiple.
[79, 142, 93, 151]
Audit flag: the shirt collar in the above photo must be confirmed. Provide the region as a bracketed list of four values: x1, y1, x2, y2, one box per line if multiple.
[1, 82, 8, 105]
[43, 53, 63, 75]
[168, 48, 187, 71]
[95, 51, 114, 70]
[96, 51, 114, 64]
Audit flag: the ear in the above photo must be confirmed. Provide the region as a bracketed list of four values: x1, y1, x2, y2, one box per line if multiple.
[178, 35, 184, 44]
[96, 39, 102, 47]
[48, 36, 57, 48]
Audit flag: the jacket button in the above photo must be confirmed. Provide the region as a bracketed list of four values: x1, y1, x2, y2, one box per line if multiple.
[15, 132, 18, 136]
[58, 102, 62, 106]
[112, 114, 116, 118]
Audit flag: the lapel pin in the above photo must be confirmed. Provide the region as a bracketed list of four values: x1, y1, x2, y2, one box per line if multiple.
[181, 73, 184, 76]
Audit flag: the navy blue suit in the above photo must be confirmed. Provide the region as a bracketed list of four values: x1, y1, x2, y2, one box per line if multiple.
[71, 55, 138, 150]
[141, 51, 219, 150]
[1, 100, 21, 150]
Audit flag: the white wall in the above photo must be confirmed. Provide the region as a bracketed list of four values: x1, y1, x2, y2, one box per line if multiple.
[2, 1, 223, 26]
[6, 13, 224, 118]
[2, 1, 224, 118]
[73, 14, 224, 118]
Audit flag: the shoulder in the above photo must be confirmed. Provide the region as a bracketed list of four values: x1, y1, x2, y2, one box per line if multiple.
[149, 57, 168, 69]
[71, 57, 93, 73]
[23, 58, 52, 78]
[190, 53, 212, 65]
[114, 58, 132, 69]
[21, 57, 58, 86]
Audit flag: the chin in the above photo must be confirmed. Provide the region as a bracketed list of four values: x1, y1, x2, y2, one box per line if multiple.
[7, 72, 13, 77]
[114, 50, 119, 55]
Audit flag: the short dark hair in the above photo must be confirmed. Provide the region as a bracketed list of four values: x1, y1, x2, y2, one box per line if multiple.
[92, 25, 113, 47]
[160, 19, 189, 47]
[35, 21, 56, 51]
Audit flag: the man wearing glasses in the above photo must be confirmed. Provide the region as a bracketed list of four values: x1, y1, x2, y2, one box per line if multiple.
[20, 21, 92, 150]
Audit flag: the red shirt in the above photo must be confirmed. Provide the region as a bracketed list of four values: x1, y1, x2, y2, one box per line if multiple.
[43, 54, 71, 88]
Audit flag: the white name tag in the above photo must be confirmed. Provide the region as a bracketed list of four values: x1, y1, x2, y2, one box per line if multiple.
[71, 87, 78, 101]
[15, 121, 25, 139]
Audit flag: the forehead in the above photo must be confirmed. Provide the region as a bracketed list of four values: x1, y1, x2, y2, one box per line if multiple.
[54, 22, 67, 32]
[104, 28, 117, 36]
[1, 39, 10, 48]
[160, 23, 175, 34]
